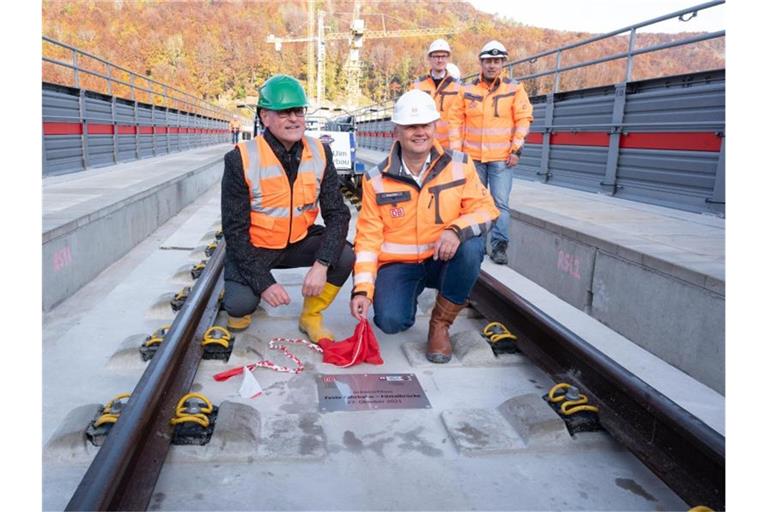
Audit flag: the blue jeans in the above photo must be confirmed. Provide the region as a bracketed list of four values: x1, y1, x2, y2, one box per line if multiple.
[372, 236, 484, 334]
[474, 160, 513, 250]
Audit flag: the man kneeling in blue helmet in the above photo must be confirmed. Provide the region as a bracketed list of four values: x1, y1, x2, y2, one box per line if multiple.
[221, 74, 354, 341]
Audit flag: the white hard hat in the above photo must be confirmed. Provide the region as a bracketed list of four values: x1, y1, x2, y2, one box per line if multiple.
[392, 90, 441, 126]
[428, 38, 451, 55]
[446, 63, 461, 80]
[479, 40, 508, 60]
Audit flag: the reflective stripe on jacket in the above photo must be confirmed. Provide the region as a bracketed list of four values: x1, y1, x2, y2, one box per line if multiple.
[450, 75, 533, 162]
[411, 75, 463, 149]
[236, 135, 326, 249]
[352, 141, 499, 299]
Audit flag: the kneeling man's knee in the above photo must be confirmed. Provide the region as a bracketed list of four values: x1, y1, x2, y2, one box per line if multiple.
[373, 311, 414, 334]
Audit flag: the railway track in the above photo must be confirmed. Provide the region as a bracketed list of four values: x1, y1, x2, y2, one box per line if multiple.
[53, 185, 722, 511]
[470, 273, 725, 509]
[66, 241, 226, 511]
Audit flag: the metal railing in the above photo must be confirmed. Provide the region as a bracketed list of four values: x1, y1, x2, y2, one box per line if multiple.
[487, 0, 724, 93]
[343, 0, 724, 121]
[42, 36, 239, 122]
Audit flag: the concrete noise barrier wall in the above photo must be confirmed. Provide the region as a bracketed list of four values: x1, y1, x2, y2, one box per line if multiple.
[42, 156, 223, 311]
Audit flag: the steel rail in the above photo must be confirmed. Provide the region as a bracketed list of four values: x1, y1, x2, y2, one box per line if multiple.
[470, 270, 725, 510]
[66, 240, 227, 511]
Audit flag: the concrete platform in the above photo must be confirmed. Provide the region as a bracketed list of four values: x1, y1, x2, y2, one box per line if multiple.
[357, 148, 725, 393]
[42, 143, 231, 310]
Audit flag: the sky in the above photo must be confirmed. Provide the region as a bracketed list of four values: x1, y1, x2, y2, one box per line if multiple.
[468, 0, 724, 34]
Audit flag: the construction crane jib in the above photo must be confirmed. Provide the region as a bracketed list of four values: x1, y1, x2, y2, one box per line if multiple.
[266, 8, 457, 108]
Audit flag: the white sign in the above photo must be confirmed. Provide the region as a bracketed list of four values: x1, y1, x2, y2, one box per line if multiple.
[238, 367, 263, 399]
[306, 130, 352, 170]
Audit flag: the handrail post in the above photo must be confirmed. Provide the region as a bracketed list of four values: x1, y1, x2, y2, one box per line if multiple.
[151, 98, 157, 157]
[72, 49, 79, 89]
[106, 63, 112, 96]
[706, 134, 726, 215]
[625, 28, 638, 83]
[109, 64, 117, 164]
[554, 50, 562, 94]
[131, 74, 139, 160]
[164, 85, 171, 154]
[601, 83, 628, 195]
[537, 93, 555, 183]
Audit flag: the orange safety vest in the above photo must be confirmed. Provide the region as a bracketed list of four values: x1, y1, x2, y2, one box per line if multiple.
[353, 141, 499, 299]
[236, 135, 326, 249]
[451, 76, 534, 163]
[411, 74, 462, 149]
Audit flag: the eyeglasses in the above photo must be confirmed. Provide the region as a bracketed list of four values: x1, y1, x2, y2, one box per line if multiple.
[429, 54, 449, 60]
[273, 107, 307, 119]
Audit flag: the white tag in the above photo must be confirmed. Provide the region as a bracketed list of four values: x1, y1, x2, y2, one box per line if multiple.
[238, 366, 263, 399]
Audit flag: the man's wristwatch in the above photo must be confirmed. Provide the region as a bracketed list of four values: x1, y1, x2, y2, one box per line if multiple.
[512, 147, 523, 157]
[316, 258, 330, 267]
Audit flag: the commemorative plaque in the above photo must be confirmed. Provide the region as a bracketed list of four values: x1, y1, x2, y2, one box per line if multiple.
[317, 373, 431, 412]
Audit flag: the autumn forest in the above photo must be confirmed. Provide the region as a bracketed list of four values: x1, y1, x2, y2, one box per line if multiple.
[42, 0, 724, 115]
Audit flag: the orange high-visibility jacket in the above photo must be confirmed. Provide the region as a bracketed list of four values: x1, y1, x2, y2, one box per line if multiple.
[236, 135, 326, 249]
[450, 75, 533, 162]
[410, 75, 463, 149]
[352, 141, 499, 299]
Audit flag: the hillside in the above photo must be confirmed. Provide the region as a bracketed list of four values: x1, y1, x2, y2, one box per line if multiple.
[42, 0, 724, 112]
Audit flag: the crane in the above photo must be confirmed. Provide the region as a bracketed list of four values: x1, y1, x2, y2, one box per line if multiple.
[266, 3, 458, 108]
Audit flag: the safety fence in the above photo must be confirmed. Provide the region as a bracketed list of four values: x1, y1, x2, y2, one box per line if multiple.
[347, 1, 725, 215]
[42, 37, 240, 176]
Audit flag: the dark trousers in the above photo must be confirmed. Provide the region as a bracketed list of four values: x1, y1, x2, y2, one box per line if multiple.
[372, 236, 484, 334]
[224, 231, 354, 317]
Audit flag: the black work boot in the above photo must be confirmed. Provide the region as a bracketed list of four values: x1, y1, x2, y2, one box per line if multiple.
[490, 242, 508, 265]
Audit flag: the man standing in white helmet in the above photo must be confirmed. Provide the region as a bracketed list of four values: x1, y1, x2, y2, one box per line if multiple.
[450, 40, 534, 265]
[350, 89, 498, 363]
[410, 39, 463, 150]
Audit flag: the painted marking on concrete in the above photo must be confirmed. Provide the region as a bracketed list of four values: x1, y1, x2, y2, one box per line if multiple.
[52, 245, 73, 272]
[557, 249, 582, 280]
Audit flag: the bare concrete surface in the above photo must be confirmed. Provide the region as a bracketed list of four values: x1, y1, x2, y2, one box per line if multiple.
[43, 187, 689, 511]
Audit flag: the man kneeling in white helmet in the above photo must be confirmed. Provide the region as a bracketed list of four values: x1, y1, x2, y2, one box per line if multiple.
[350, 90, 499, 363]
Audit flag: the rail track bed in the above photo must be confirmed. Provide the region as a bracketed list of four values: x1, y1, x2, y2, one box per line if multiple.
[43, 184, 719, 511]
